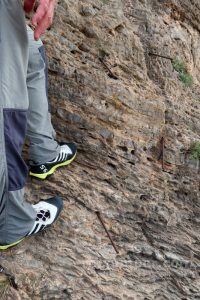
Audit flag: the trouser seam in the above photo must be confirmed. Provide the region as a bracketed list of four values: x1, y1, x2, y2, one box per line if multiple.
[0, 108, 9, 244]
[0, 2, 8, 244]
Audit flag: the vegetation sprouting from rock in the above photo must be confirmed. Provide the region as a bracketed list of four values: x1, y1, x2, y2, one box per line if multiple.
[190, 142, 200, 161]
[172, 57, 193, 87]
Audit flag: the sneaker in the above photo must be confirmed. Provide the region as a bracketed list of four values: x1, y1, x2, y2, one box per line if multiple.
[29, 142, 77, 179]
[0, 196, 63, 250]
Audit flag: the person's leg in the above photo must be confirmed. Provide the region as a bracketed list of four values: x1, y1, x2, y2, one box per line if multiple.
[0, 0, 36, 246]
[26, 26, 77, 180]
[0, 2, 63, 249]
[26, 25, 60, 164]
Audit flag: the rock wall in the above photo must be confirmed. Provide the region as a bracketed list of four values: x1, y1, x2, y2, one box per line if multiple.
[1, 0, 200, 299]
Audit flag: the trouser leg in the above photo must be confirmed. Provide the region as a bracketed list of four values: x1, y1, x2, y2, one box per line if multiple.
[0, 0, 36, 245]
[26, 26, 60, 165]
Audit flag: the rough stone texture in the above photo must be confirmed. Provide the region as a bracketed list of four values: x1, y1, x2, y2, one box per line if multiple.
[1, 0, 200, 299]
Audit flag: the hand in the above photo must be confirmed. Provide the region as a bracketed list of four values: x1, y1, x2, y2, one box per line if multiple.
[24, 0, 36, 13]
[24, 0, 57, 41]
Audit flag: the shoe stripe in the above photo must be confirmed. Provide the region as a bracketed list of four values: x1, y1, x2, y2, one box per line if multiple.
[57, 153, 62, 162]
[56, 154, 61, 163]
[52, 155, 58, 163]
[48, 153, 61, 164]
[62, 153, 65, 161]
[40, 225, 46, 232]
[29, 223, 39, 235]
[34, 223, 44, 234]
[28, 220, 48, 236]
[43, 145, 74, 164]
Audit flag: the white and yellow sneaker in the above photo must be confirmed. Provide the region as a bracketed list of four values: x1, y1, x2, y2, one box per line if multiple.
[29, 142, 77, 180]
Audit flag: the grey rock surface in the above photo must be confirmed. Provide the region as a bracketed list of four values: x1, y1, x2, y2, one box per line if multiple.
[1, 0, 200, 299]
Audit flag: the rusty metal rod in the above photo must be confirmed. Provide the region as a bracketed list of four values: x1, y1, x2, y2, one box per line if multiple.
[96, 211, 119, 254]
[158, 137, 165, 171]
[148, 52, 173, 61]
[158, 137, 165, 170]
[99, 57, 119, 80]
[161, 137, 165, 170]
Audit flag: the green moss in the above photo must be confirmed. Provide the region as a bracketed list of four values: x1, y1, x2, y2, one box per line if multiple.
[190, 142, 200, 161]
[172, 58, 185, 73]
[179, 73, 193, 87]
[172, 58, 193, 87]
[99, 0, 110, 4]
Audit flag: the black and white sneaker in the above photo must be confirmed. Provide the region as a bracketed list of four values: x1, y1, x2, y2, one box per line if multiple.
[29, 142, 77, 179]
[28, 196, 63, 236]
[0, 196, 63, 250]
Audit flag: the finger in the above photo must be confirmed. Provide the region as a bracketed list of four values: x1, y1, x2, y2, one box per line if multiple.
[33, 14, 52, 40]
[32, 0, 50, 26]
[24, 0, 36, 12]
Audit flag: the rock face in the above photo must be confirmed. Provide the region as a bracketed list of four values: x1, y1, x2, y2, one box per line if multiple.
[1, 0, 200, 299]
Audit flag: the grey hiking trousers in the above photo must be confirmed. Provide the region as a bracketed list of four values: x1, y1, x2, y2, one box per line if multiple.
[27, 26, 60, 164]
[0, 1, 60, 245]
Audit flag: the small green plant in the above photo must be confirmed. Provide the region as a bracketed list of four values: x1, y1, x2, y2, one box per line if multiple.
[190, 142, 200, 161]
[100, 0, 110, 4]
[172, 58, 193, 87]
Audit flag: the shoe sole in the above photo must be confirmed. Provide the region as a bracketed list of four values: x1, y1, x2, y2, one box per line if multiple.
[29, 152, 77, 180]
[0, 238, 24, 250]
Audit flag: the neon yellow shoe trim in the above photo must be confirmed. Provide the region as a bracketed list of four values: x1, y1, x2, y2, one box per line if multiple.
[29, 153, 76, 180]
[0, 238, 24, 250]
